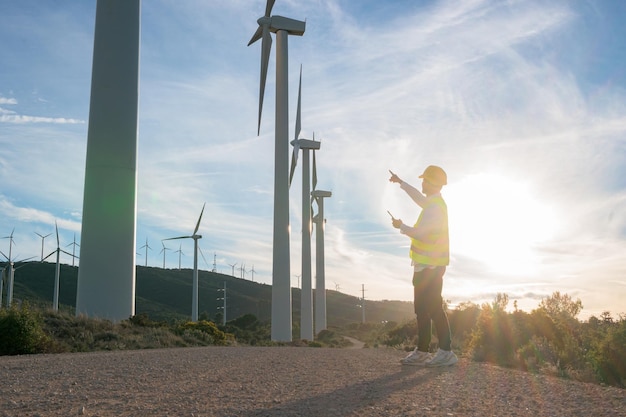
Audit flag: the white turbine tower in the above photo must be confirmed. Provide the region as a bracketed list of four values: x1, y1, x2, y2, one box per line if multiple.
[76, 0, 140, 320]
[163, 203, 205, 322]
[43, 222, 74, 311]
[312, 185, 331, 334]
[288, 67, 320, 341]
[35, 232, 52, 261]
[248, 0, 306, 342]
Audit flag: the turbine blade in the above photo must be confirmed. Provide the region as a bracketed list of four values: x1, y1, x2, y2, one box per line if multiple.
[55, 221, 59, 247]
[193, 203, 206, 235]
[294, 64, 302, 141]
[257, 25, 272, 135]
[289, 148, 298, 187]
[265, 0, 275, 17]
[247, 25, 263, 46]
[198, 245, 210, 270]
[163, 236, 192, 241]
[42, 251, 56, 262]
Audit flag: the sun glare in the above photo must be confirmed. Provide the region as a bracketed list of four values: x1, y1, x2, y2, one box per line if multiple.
[446, 173, 558, 275]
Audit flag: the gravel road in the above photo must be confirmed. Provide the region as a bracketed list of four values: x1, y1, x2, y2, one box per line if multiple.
[1, 346, 624, 416]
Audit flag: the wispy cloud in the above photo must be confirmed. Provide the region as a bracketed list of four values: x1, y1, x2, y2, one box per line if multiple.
[0, 114, 85, 124]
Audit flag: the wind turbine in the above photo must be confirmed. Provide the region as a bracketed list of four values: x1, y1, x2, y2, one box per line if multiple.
[228, 262, 237, 277]
[76, 0, 140, 320]
[248, 0, 306, 342]
[159, 242, 170, 269]
[2, 228, 16, 263]
[0, 266, 5, 309]
[288, 66, 320, 341]
[43, 222, 75, 311]
[312, 171, 332, 334]
[139, 238, 152, 267]
[66, 234, 80, 267]
[163, 203, 205, 322]
[175, 244, 184, 270]
[35, 232, 52, 261]
[1, 231, 35, 308]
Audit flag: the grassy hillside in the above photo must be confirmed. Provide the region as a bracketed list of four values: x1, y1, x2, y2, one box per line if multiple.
[5, 262, 414, 326]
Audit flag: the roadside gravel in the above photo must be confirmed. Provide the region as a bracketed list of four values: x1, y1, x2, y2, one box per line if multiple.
[1, 346, 624, 416]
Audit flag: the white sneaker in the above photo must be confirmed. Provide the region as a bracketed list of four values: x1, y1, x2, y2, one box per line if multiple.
[425, 348, 458, 367]
[400, 349, 431, 366]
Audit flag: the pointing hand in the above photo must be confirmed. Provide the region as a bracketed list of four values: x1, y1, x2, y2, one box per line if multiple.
[389, 169, 401, 184]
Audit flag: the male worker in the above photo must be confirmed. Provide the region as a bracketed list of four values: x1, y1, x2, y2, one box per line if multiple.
[389, 166, 458, 367]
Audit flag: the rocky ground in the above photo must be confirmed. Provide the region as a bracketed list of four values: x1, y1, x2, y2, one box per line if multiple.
[1, 346, 624, 416]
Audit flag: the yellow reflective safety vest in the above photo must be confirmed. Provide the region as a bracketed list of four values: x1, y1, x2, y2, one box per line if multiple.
[409, 195, 450, 266]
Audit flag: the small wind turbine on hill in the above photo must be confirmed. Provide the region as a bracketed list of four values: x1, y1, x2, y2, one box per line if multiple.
[2, 229, 16, 263]
[175, 244, 184, 270]
[1, 229, 35, 308]
[248, 0, 306, 342]
[43, 221, 75, 311]
[228, 262, 237, 277]
[163, 203, 205, 322]
[139, 238, 152, 267]
[159, 242, 170, 269]
[66, 234, 79, 267]
[288, 66, 320, 341]
[35, 232, 52, 261]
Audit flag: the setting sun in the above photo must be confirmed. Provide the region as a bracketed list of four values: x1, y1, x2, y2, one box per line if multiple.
[446, 173, 559, 276]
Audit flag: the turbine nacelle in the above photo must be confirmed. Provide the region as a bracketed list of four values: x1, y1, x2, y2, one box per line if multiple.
[312, 190, 332, 198]
[292, 138, 320, 151]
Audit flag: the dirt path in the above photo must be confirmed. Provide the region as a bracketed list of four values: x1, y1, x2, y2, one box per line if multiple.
[1, 346, 624, 416]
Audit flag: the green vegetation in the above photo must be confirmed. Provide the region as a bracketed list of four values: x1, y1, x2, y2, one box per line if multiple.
[378, 291, 626, 388]
[2, 262, 624, 388]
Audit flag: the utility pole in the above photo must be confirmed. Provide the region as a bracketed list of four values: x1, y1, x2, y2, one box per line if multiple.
[361, 284, 366, 324]
[212, 253, 217, 273]
[217, 281, 227, 326]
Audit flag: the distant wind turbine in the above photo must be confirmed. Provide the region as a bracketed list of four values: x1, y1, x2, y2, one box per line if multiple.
[163, 203, 205, 322]
[288, 66, 320, 341]
[66, 234, 80, 267]
[139, 238, 152, 267]
[43, 222, 75, 311]
[228, 262, 237, 277]
[35, 232, 52, 261]
[159, 242, 170, 269]
[2, 228, 16, 263]
[175, 244, 184, 270]
[1, 231, 35, 308]
[248, 0, 306, 342]
[0, 266, 5, 309]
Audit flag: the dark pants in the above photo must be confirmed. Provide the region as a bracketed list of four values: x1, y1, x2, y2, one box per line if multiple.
[413, 266, 452, 352]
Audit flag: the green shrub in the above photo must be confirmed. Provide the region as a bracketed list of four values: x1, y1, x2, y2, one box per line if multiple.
[590, 319, 626, 387]
[0, 305, 49, 355]
[177, 320, 232, 345]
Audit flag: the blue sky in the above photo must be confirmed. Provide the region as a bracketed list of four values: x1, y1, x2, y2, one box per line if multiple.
[1, 0, 625, 319]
